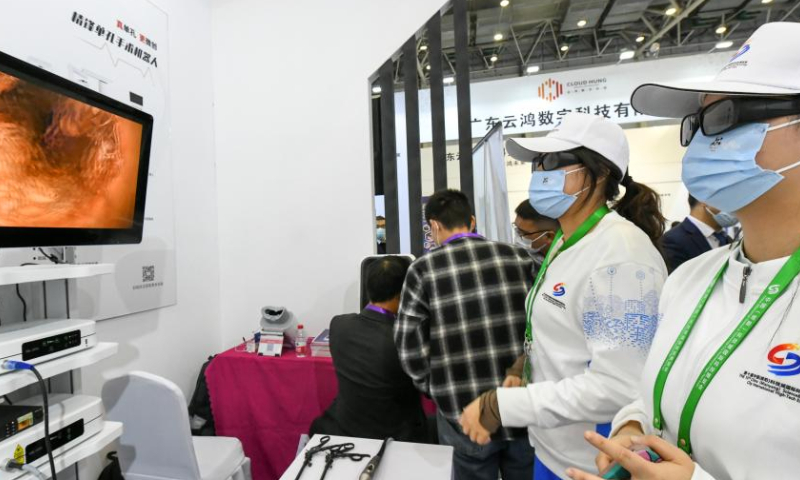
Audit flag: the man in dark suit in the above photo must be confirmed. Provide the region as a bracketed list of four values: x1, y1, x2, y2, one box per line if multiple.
[310, 256, 427, 442]
[660, 195, 735, 273]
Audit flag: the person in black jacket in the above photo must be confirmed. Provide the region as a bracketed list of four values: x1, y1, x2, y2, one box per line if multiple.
[310, 256, 427, 442]
[660, 195, 734, 273]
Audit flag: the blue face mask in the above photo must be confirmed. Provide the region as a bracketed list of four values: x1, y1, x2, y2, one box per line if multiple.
[376, 228, 386, 243]
[704, 207, 739, 228]
[682, 119, 800, 213]
[528, 167, 589, 219]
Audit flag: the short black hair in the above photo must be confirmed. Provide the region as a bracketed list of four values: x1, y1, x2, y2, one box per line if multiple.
[688, 195, 699, 209]
[515, 200, 558, 225]
[366, 256, 412, 303]
[424, 189, 473, 229]
[376, 216, 385, 221]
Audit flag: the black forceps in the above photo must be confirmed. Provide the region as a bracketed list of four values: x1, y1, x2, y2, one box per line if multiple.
[294, 436, 360, 480]
[319, 448, 370, 480]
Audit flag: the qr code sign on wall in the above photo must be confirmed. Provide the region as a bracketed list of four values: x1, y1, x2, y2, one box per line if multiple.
[142, 266, 155, 283]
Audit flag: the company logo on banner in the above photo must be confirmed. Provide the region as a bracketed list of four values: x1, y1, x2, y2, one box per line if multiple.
[538, 79, 563, 102]
[409, 51, 731, 143]
[565, 77, 609, 94]
[471, 73, 636, 136]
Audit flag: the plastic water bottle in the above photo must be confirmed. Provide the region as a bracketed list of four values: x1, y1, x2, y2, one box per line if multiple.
[295, 324, 307, 357]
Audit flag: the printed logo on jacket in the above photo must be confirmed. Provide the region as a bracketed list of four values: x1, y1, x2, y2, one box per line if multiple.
[541, 282, 567, 310]
[730, 42, 751, 62]
[739, 343, 800, 406]
[768, 343, 800, 377]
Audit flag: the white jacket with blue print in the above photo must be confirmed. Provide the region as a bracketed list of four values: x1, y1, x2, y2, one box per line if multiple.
[497, 210, 668, 479]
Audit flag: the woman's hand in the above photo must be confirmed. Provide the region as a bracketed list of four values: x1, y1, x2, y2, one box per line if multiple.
[565, 431, 695, 480]
[595, 421, 645, 473]
[459, 397, 492, 445]
[502, 375, 523, 388]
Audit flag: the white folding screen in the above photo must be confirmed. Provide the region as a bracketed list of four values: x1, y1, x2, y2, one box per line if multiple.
[473, 124, 512, 243]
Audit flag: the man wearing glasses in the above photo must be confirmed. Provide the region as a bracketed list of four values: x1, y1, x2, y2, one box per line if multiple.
[512, 200, 558, 271]
[395, 189, 536, 480]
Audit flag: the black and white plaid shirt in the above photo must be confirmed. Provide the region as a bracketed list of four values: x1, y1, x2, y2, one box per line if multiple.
[395, 236, 534, 441]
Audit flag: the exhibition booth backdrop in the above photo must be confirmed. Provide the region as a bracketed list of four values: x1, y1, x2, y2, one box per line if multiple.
[0, 0, 785, 477]
[381, 50, 730, 255]
[415, 123, 688, 221]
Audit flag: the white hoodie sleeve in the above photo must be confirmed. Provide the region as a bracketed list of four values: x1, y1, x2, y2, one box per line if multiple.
[691, 463, 717, 480]
[611, 400, 716, 480]
[498, 262, 665, 429]
[610, 397, 652, 436]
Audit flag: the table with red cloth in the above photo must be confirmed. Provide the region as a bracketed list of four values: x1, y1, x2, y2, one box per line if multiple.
[206, 347, 436, 480]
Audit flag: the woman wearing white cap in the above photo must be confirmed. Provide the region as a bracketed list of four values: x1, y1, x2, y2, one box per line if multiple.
[459, 111, 668, 479]
[566, 22, 800, 480]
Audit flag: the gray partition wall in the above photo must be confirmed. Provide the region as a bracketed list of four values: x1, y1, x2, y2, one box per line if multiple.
[379, 59, 400, 254]
[403, 37, 424, 258]
[372, 0, 473, 255]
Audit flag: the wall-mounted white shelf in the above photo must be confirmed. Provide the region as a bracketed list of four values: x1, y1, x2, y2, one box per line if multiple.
[0, 261, 122, 476]
[0, 342, 118, 397]
[0, 263, 115, 286]
[8, 421, 123, 480]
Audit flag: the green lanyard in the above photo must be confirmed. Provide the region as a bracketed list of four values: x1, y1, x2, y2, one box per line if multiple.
[522, 205, 611, 382]
[652, 244, 800, 455]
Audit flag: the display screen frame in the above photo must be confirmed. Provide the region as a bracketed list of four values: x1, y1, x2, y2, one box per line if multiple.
[0, 50, 154, 248]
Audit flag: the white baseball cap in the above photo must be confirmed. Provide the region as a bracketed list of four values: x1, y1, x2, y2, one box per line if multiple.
[632, 22, 800, 119]
[506, 112, 630, 175]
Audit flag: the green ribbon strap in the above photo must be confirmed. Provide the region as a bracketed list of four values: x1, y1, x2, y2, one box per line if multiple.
[522, 205, 611, 383]
[652, 245, 800, 455]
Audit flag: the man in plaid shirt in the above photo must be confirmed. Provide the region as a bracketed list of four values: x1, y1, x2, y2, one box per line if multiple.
[395, 189, 535, 480]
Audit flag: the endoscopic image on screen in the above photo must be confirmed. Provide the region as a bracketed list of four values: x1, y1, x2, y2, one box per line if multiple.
[0, 70, 143, 229]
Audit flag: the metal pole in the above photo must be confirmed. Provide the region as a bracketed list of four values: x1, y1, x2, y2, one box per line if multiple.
[524, 22, 549, 65]
[635, 0, 710, 58]
[510, 25, 526, 65]
[428, 13, 447, 191]
[454, 0, 475, 206]
[403, 37, 424, 258]
[379, 60, 400, 254]
[781, 0, 800, 20]
[550, 21, 564, 61]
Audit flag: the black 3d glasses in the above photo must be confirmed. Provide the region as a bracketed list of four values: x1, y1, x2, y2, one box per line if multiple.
[680, 96, 800, 147]
[532, 151, 583, 172]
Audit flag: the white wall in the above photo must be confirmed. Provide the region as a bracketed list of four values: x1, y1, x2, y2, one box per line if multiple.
[625, 124, 688, 222]
[78, 0, 221, 408]
[211, 0, 447, 340]
[76, 0, 221, 475]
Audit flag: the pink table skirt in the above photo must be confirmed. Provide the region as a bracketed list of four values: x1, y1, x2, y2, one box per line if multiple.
[206, 347, 436, 480]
